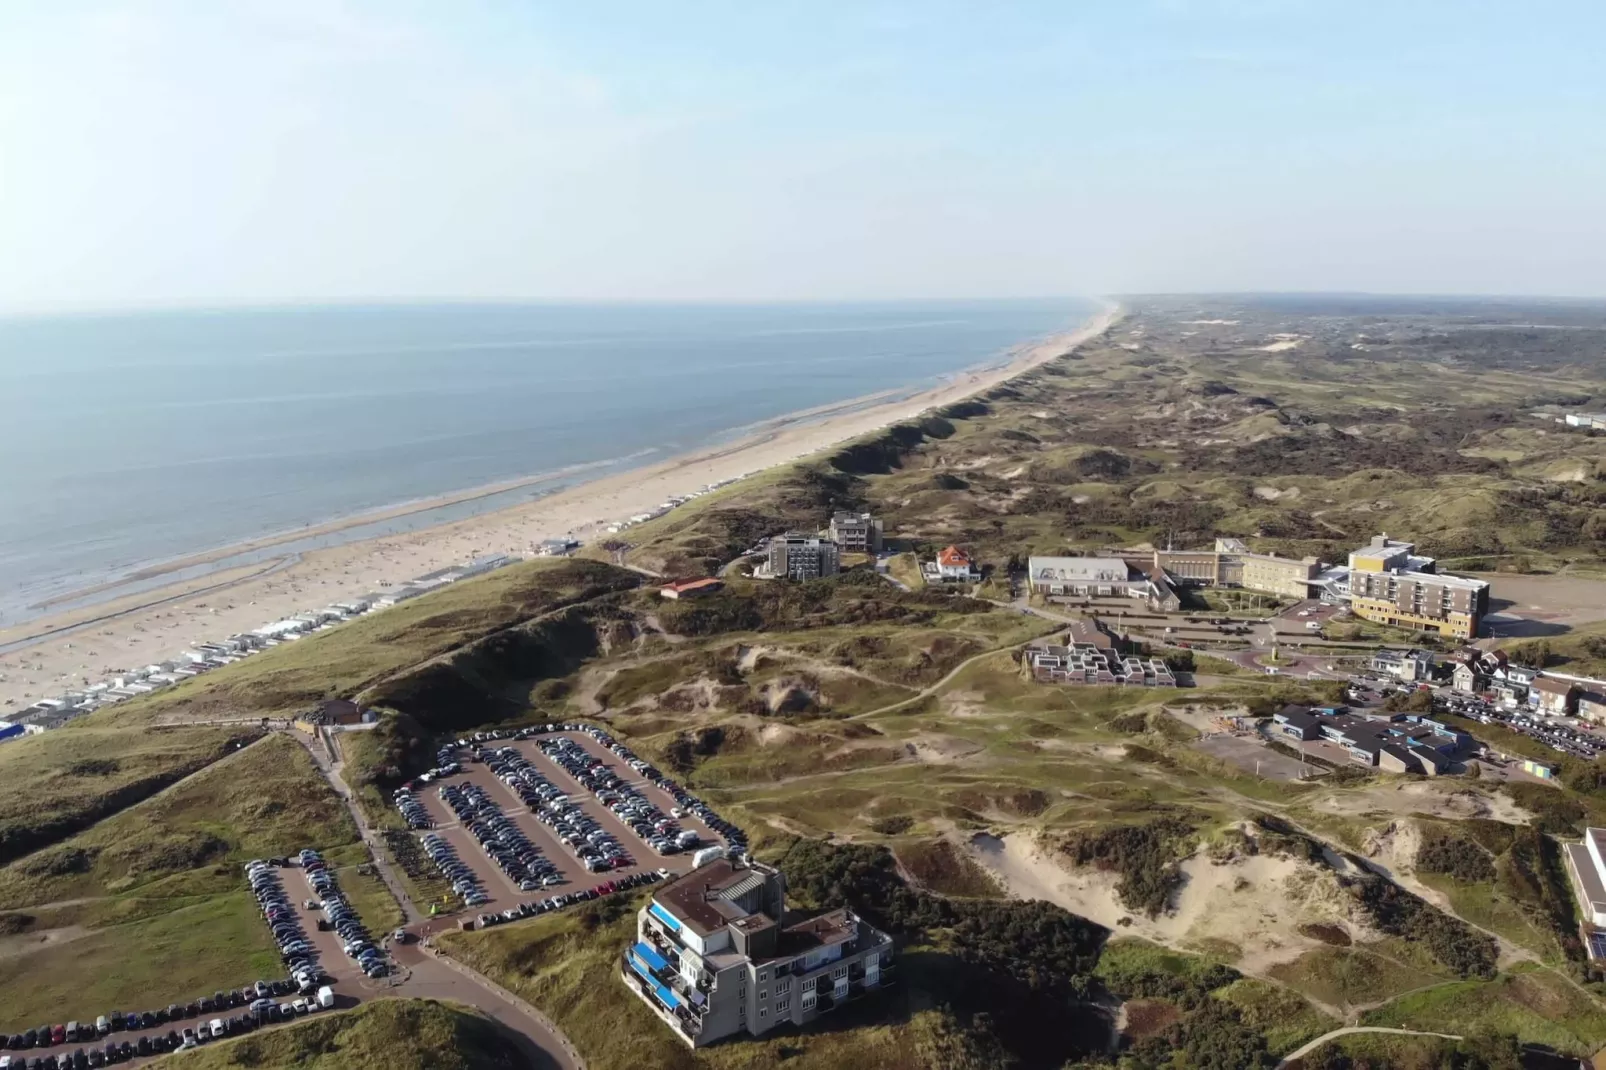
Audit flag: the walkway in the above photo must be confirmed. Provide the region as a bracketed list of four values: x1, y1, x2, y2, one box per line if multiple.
[1276, 1026, 1463, 1067]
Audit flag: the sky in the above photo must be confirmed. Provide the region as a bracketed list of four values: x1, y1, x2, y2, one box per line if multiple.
[1, 0, 1604, 311]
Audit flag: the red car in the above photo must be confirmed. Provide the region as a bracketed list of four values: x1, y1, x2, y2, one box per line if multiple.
[51, 1024, 67, 1045]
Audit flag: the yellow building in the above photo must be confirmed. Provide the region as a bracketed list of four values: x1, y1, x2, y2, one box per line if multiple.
[1346, 534, 1489, 639]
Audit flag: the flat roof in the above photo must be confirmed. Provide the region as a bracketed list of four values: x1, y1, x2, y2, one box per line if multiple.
[653, 859, 771, 936]
[1568, 841, 1606, 919]
[1028, 556, 1134, 582]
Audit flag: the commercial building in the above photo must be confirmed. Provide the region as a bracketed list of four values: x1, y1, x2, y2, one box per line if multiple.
[624, 855, 893, 1047]
[1022, 619, 1174, 687]
[1270, 706, 1462, 775]
[1565, 413, 1606, 431]
[827, 512, 883, 555]
[1029, 555, 1178, 611]
[1345, 534, 1490, 640]
[1141, 538, 1321, 600]
[767, 534, 841, 581]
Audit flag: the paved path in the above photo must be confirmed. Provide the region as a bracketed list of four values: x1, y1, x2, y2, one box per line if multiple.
[1276, 1026, 1463, 1067]
[290, 730, 583, 1069]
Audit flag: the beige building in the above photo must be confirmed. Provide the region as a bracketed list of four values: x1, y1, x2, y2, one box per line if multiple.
[1145, 538, 1320, 600]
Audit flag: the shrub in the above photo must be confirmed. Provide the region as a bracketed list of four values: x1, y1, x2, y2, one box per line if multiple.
[1415, 828, 1496, 883]
[1060, 815, 1198, 918]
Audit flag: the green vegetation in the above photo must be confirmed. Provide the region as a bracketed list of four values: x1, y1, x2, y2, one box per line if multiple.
[162, 999, 524, 1070]
[108, 557, 641, 724]
[1361, 968, 1606, 1055]
[0, 891, 280, 1029]
[1059, 815, 1200, 918]
[0, 725, 249, 866]
[0, 734, 355, 908]
[0, 733, 369, 1031]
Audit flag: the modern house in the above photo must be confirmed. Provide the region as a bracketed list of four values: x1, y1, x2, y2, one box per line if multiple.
[826, 512, 883, 555]
[624, 855, 893, 1047]
[923, 546, 980, 583]
[1345, 534, 1490, 640]
[766, 534, 841, 581]
[1023, 620, 1174, 687]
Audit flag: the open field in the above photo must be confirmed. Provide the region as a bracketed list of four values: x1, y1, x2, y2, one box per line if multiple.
[0, 732, 370, 1030]
[0, 724, 249, 866]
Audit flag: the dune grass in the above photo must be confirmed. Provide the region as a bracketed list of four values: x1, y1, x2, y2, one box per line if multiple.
[0, 733, 358, 909]
[161, 998, 524, 1070]
[104, 557, 641, 724]
[0, 725, 246, 867]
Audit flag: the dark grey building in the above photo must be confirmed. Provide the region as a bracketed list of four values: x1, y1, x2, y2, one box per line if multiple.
[767, 533, 840, 580]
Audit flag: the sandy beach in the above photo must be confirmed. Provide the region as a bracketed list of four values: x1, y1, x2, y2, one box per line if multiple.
[0, 302, 1119, 712]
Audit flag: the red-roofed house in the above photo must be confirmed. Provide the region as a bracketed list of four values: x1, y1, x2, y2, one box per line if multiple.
[659, 578, 725, 600]
[924, 546, 980, 583]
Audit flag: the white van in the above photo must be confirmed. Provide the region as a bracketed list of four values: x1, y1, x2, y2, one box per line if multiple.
[317, 985, 335, 1009]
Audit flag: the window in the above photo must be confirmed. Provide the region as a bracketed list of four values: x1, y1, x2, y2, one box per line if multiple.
[759, 1008, 767, 1020]
[776, 980, 791, 995]
[831, 966, 848, 979]
[801, 977, 816, 993]
[758, 969, 768, 982]
[776, 1000, 790, 1014]
[759, 990, 767, 1001]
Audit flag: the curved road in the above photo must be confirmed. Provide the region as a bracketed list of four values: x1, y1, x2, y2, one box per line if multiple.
[1276, 1026, 1463, 1067]
[291, 730, 583, 1070]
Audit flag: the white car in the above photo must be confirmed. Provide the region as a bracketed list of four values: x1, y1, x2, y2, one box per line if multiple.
[209, 1018, 226, 1038]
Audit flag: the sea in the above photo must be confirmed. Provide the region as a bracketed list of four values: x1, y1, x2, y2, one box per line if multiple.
[0, 298, 1096, 628]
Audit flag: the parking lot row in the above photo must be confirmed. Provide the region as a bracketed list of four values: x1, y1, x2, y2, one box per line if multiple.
[394, 722, 748, 916]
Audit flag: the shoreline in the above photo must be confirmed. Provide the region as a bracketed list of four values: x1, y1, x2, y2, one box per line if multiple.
[0, 301, 1120, 709]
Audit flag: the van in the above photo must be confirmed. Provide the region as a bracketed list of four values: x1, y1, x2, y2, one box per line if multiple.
[96, 1016, 110, 1036]
[317, 986, 335, 1010]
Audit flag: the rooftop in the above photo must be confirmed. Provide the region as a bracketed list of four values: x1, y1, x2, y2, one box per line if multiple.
[653, 858, 771, 936]
[1533, 676, 1579, 696]
[936, 546, 972, 568]
[1028, 556, 1134, 583]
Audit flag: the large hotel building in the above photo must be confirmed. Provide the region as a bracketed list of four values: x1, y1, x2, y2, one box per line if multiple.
[622, 856, 893, 1047]
[1345, 534, 1489, 640]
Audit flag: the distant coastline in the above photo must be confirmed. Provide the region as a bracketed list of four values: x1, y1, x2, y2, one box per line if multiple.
[0, 300, 1118, 709]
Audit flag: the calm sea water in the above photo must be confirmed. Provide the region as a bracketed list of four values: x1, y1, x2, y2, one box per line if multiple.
[0, 299, 1094, 623]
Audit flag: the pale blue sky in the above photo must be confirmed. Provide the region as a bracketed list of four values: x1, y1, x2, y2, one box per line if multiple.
[2, 0, 1603, 309]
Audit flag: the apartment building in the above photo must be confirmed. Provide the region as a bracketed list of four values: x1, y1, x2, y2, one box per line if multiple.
[767, 533, 841, 581]
[623, 856, 893, 1047]
[827, 511, 883, 554]
[1345, 534, 1489, 640]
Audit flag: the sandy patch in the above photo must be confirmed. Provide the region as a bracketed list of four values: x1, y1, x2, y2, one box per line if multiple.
[907, 733, 986, 764]
[1307, 781, 1533, 826]
[0, 925, 90, 962]
[969, 830, 1364, 976]
[1254, 485, 1302, 501]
